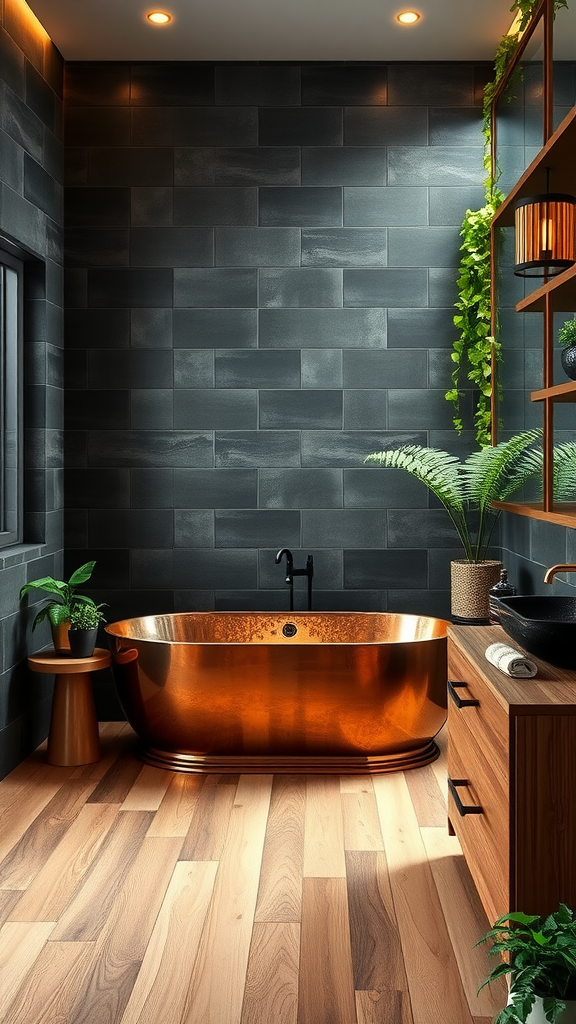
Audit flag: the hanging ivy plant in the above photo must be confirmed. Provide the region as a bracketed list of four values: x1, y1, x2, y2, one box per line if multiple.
[446, 0, 568, 449]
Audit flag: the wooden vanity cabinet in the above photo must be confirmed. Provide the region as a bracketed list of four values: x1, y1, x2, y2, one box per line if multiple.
[447, 624, 576, 924]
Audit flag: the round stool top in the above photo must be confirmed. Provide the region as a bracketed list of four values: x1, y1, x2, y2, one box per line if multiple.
[28, 648, 111, 674]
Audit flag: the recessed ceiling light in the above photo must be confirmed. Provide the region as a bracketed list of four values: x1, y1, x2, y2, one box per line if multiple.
[396, 11, 421, 24]
[147, 11, 172, 24]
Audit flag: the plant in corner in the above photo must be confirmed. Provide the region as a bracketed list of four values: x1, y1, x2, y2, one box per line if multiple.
[68, 601, 107, 659]
[558, 318, 576, 381]
[364, 430, 576, 620]
[477, 903, 576, 1024]
[20, 561, 98, 650]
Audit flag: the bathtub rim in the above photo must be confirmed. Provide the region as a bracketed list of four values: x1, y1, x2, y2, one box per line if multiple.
[105, 609, 451, 646]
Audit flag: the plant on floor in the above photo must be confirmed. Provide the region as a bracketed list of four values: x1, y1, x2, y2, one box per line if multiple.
[364, 430, 576, 563]
[447, 0, 568, 448]
[477, 903, 576, 1023]
[69, 602, 107, 631]
[20, 560, 98, 629]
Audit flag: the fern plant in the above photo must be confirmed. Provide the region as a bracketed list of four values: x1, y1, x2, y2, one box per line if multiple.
[477, 903, 576, 1024]
[20, 561, 97, 629]
[364, 431, 576, 563]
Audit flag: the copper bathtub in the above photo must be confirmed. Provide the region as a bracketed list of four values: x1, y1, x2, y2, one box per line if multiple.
[105, 611, 449, 774]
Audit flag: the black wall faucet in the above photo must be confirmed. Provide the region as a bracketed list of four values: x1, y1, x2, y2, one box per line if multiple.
[275, 549, 314, 611]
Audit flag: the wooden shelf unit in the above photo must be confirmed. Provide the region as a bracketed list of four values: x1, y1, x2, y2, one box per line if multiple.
[490, 7, 576, 522]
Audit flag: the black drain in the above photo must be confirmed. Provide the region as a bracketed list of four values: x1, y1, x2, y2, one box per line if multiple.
[282, 622, 298, 638]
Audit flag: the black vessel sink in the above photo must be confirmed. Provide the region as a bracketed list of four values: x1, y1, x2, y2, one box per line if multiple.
[496, 596, 576, 669]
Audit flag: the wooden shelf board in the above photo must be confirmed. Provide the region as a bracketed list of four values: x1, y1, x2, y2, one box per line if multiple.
[492, 500, 576, 527]
[492, 105, 576, 229]
[515, 263, 576, 312]
[531, 380, 576, 402]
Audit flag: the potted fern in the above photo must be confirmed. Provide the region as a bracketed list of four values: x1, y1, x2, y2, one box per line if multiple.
[69, 602, 107, 658]
[477, 904, 576, 1024]
[364, 430, 576, 622]
[20, 561, 98, 652]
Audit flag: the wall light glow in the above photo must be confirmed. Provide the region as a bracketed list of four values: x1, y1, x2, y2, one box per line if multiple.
[396, 11, 421, 24]
[147, 11, 172, 24]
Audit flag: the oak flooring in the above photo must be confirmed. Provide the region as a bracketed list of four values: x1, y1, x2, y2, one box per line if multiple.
[0, 725, 506, 1024]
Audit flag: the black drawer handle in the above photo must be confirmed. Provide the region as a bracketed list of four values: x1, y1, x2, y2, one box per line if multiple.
[448, 777, 483, 816]
[448, 679, 480, 708]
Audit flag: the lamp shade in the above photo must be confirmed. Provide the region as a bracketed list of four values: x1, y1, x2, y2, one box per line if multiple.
[514, 193, 576, 277]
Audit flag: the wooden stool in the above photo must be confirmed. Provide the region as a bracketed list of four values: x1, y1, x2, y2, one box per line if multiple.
[27, 648, 111, 766]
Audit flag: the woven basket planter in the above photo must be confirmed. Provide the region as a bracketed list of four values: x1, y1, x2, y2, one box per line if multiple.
[450, 559, 502, 623]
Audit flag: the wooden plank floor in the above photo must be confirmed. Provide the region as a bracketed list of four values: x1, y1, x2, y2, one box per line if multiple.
[0, 723, 506, 1024]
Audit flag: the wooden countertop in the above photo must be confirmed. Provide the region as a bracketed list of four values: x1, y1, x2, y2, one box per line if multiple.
[448, 624, 576, 714]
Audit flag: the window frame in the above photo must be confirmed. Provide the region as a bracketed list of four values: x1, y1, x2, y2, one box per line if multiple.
[0, 247, 24, 549]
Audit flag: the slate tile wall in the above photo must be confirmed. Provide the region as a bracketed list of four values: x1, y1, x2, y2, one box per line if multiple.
[0, 0, 64, 777]
[64, 60, 490, 620]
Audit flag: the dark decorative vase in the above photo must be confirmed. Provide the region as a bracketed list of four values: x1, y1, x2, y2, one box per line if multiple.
[561, 344, 576, 380]
[69, 628, 98, 658]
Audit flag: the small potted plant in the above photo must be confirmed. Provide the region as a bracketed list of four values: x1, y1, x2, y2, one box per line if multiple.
[558, 319, 576, 380]
[364, 430, 576, 622]
[477, 903, 576, 1023]
[68, 602, 107, 658]
[20, 561, 98, 652]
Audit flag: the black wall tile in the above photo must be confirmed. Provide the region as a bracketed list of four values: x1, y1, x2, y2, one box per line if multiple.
[87, 268, 173, 307]
[65, 108, 131, 147]
[215, 509, 300, 548]
[259, 187, 342, 227]
[174, 107, 258, 146]
[131, 308, 173, 349]
[387, 308, 456, 348]
[260, 469, 342, 509]
[131, 468, 175, 508]
[387, 65, 475, 106]
[131, 108, 175, 146]
[215, 430, 301, 467]
[259, 389, 343, 429]
[174, 350, 215, 388]
[172, 549, 258, 589]
[343, 268, 427, 308]
[131, 389, 174, 429]
[173, 187, 257, 226]
[215, 65, 300, 106]
[65, 227, 129, 267]
[66, 308, 130, 348]
[259, 107, 343, 146]
[88, 509, 174, 547]
[301, 350, 342, 388]
[259, 268, 342, 308]
[259, 308, 386, 348]
[343, 468, 427, 508]
[25, 61, 56, 130]
[88, 430, 213, 467]
[130, 227, 213, 267]
[302, 65, 387, 106]
[65, 468, 130, 507]
[343, 186, 427, 227]
[130, 65, 214, 106]
[87, 350, 173, 388]
[303, 509, 385, 548]
[301, 429, 426, 467]
[174, 389, 257, 429]
[302, 147, 385, 186]
[66, 186, 131, 226]
[387, 147, 484, 187]
[215, 350, 301, 389]
[174, 468, 258, 508]
[344, 548, 427, 588]
[174, 147, 301, 186]
[343, 390, 387, 429]
[174, 510, 214, 547]
[66, 389, 130, 429]
[175, 268, 257, 308]
[301, 228, 387, 267]
[65, 65, 130, 106]
[215, 226, 300, 267]
[88, 147, 173, 186]
[344, 106, 427, 146]
[173, 309, 257, 348]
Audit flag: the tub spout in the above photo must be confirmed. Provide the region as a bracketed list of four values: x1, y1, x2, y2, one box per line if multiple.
[275, 549, 314, 611]
[544, 563, 576, 584]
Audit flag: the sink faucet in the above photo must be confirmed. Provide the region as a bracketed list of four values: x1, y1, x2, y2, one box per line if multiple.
[275, 548, 314, 611]
[544, 563, 576, 584]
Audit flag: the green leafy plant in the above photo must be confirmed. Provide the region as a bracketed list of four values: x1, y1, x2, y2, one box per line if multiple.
[448, 0, 568, 448]
[364, 430, 576, 563]
[20, 561, 97, 630]
[477, 903, 576, 1024]
[558, 319, 576, 347]
[69, 602, 107, 631]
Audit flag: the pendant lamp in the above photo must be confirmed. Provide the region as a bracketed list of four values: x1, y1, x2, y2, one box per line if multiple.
[514, 170, 576, 278]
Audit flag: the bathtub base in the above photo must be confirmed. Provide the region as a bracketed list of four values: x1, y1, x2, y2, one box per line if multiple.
[139, 738, 440, 774]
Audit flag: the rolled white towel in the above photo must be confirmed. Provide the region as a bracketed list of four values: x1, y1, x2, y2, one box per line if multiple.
[485, 642, 537, 678]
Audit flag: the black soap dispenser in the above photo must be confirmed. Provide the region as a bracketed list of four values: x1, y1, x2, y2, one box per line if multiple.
[489, 568, 516, 624]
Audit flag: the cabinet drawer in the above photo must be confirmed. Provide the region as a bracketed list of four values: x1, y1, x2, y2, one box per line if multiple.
[447, 645, 511, 924]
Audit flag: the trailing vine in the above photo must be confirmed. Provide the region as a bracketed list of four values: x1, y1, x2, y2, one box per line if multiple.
[446, 0, 568, 448]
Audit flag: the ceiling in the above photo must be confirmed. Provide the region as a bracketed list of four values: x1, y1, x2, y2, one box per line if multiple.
[24, 0, 521, 62]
